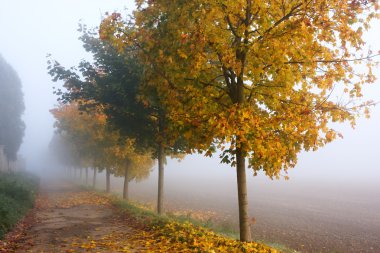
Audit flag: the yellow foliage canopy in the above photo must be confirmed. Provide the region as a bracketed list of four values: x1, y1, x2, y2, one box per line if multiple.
[101, 0, 380, 178]
[51, 103, 154, 180]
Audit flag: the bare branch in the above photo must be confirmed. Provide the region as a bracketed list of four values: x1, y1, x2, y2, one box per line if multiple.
[285, 53, 380, 65]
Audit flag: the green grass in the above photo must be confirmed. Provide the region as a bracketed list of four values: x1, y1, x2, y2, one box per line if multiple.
[259, 241, 299, 253]
[0, 171, 39, 239]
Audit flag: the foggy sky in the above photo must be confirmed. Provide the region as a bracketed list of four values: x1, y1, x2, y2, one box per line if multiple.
[0, 0, 134, 170]
[0, 0, 379, 185]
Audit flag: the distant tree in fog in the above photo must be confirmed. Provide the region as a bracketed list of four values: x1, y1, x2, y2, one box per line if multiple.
[0, 55, 25, 163]
[112, 151, 155, 201]
[48, 132, 80, 170]
[48, 25, 187, 214]
[50, 102, 154, 196]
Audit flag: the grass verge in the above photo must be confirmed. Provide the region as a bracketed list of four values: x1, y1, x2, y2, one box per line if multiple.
[0, 171, 39, 239]
[80, 184, 298, 252]
[111, 193, 289, 252]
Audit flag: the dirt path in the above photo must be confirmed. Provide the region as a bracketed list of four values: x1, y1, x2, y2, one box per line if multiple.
[1, 178, 280, 253]
[15, 180, 136, 253]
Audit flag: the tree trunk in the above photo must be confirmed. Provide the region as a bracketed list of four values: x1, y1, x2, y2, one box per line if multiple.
[236, 146, 251, 241]
[157, 142, 164, 214]
[123, 166, 129, 200]
[85, 167, 88, 185]
[93, 168, 97, 188]
[80, 168, 83, 181]
[106, 168, 111, 193]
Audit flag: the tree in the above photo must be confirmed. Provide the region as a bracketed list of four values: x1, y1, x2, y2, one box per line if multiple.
[50, 103, 101, 179]
[112, 151, 154, 200]
[0, 55, 25, 165]
[51, 102, 154, 196]
[50, 103, 147, 193]
[48, 25, 186, 213]
[102, 0, 379, 241]
[48, 132, 80, 176]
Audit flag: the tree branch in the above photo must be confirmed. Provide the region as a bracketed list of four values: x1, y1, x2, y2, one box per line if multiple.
[285, 53, 380, 65]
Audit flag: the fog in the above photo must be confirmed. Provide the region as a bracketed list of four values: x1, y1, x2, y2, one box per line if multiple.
[1, 1, 380, 252]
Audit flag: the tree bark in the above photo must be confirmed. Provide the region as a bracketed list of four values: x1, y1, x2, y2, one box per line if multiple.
[236, 146, 251, 241]
[233, 39, 251, 240]
[85, 167, 88, 185]
[106, 168, 111, 193]
[123, 166, 129, 200]
[92, 168, 97, 188]
[157, 142, 164, 214]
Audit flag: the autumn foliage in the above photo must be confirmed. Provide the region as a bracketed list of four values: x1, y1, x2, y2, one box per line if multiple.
[34, 188, 277, 253]
[99, 0, 379, 241]
[46, 0, 379, 245]
[50, 102, 154, 197]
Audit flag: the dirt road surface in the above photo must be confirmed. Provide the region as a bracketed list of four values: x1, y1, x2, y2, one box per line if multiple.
[13, 180, 137, 253]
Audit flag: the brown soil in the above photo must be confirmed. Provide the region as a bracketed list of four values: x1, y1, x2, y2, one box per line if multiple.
[112, 175, 380, 253]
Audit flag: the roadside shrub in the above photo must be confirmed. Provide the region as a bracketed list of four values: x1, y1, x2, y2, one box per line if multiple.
[0, 172, 39, 239]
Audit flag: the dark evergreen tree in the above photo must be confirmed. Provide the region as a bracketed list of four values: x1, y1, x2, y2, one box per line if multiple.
[0, 55, 25, 163]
